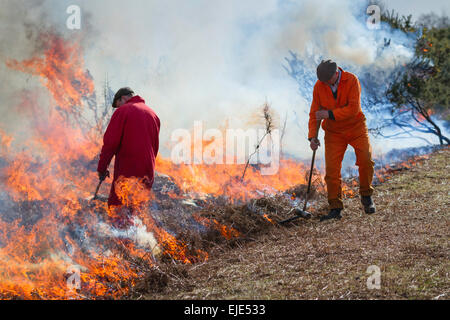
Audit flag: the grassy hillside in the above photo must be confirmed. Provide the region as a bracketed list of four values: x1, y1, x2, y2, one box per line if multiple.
[144, 147, 449, 300]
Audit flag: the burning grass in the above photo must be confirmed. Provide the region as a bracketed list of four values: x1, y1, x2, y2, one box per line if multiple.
[2, 132, 441, 299]
[143, 146, 449, 300]
[0, 161, 322, 299]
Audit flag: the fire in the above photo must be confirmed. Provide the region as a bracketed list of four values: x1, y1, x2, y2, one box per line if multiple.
[113, 176, 208, 264]
[374, 154, 430, 184]
[6, 33, 94, 115]
[155, 156, 309, 203]
[193, 214, 240, 240]
[0, 129, 13, 150]
[114, 176, 153, 208]
[3, 30, 310, 299]
[0, 32, 198, 299]
[416, 109, 433, 123]
[342, 183, 357, 198]
[263, 214, 274, 224]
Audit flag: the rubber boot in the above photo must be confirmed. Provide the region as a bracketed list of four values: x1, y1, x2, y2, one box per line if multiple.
[320, 208, 342, 222]
[361, 196, 376, 214]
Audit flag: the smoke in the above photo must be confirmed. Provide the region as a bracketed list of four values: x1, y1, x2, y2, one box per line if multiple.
[0, 0, 47, 134]
[97, 218, 161, 256]
[0, 0, 418, 159]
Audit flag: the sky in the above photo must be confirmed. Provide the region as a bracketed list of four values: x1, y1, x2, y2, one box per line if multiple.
[386, 0, 449, 19]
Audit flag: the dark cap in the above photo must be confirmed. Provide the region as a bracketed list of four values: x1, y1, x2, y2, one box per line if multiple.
[316, 60, 337, 82]
[112, 87, 135, 108]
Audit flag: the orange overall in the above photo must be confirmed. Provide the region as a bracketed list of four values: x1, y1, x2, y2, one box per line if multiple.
[308, 68, 375, 209]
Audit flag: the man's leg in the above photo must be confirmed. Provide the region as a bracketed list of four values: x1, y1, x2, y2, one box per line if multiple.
[107, 179, 135, 228]
[324, 131, 348, 210]
[108, 179, 123, 207]
[349, 126, 375, 197]
[349, 122, 376, 214]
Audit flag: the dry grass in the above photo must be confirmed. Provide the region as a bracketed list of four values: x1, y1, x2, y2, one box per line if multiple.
[141, 147, 449, 300]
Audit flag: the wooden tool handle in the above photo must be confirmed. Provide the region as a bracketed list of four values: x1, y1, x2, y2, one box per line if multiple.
[302, 119, 322, 211]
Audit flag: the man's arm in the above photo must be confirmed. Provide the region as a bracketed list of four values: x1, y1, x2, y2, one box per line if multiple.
[97, 108, 127, 174]
[308, 84, 321, 140]
[154, 115, 160, 156]
[330, 76, 361, 121]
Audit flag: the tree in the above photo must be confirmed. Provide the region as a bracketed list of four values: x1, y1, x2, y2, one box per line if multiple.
[415, 26, 450, 121]
[382, 10, 449, 145]
[386, 58, 449, 145]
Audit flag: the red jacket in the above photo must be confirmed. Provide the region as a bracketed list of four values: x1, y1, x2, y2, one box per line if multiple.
[97, 95, 160, 206]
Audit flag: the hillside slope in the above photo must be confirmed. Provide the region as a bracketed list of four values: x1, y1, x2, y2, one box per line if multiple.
[146, 147, 449, 300]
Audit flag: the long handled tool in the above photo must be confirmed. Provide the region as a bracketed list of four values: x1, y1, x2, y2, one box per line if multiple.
[92, 178, 104, 200]
[92, 171, 109, 200]
[279, 119, 322, 224]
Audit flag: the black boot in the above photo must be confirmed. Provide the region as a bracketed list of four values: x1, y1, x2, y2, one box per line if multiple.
[320, 208, 342, 221]
[361, 196, 376, 214]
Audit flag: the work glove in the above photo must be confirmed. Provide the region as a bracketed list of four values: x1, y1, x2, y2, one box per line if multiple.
[315, 110, 329, 120]
[98, 170, 110, 181]
[310, 138, 320, 151]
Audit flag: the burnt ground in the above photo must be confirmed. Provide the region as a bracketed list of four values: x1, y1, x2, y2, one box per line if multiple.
[142, 147, 449, 300]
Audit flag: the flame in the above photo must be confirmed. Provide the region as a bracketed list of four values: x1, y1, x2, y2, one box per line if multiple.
[5, 33, 94, 115]
[0, 129, 13, 150]
[155, 156, 309, 203]
[263, 214, 274, 224]
[373, 154, 430, 184]
[113, 176, 208, 264]
[0, 32, 211, 299]
[416, 109, 433, 123]
[342, 184, 356, 198]
[192, 214, 240, 240]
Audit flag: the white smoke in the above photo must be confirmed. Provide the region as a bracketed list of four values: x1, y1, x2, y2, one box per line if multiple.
[97, 217, 161, 256]
[0, 0, 420, 159]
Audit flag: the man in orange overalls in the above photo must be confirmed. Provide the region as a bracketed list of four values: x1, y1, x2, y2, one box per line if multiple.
[308, 60, 376, 221]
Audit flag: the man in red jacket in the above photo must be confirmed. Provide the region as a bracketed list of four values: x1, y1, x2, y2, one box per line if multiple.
[97, 87, 160, 208]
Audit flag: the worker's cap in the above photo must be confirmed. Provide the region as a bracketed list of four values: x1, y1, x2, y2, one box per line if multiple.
[112, 87, 135, 108]
[316, 59, 337, 82]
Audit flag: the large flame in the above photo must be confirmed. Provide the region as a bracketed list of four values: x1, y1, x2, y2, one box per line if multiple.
[0, 32, 336, 299]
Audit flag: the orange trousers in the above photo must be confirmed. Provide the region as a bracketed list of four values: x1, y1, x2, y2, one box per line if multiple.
[324, 120, 375, 209]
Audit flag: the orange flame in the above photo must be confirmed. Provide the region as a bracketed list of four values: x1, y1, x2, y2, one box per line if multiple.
[0, 32, 208, 299]
[192, 214, 240, 240]
[6, 33, 94, 114]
